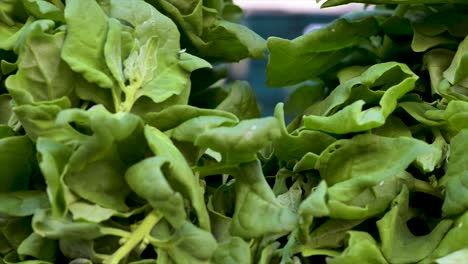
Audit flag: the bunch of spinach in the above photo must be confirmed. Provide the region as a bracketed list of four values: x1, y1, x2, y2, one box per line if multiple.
[265, 0, 468, 263]
[0, 0, 467, 264]
[0, 0, 269, 263]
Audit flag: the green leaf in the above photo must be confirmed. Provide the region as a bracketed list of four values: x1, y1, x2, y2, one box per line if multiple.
[440, 129, 468, 216]
[145, 104, 238, 131]
[266, 17, 379, 87]
[0, 135, 37, 192]
[211, 237, 251, 264]
[110, 0, 210, 111]
[13, 97, 78, 142]
[6, 29, 78, 105]
[316, 133, 430, 186]
[298, 181, 329, 240]
[0, 94, 15, 126]
[274, 104, 336, 162]
[17, 233, 57, 262]
[68, 201, 147, 223]
[436, 249, 468, 264]
[153, 222, 217, 264]
[0, 191, 49, 217]
[55, 106, 143, 212]
[170, 115, 237, 143]
[20, 0, 64, 21]
[303, 62, 419, 134]
[377, 186, 453, 263]
[284, 81, 326, 116]
[230, 160, 297, 238]
[37, 137, 74, 217]
[327, 231, 388, 264]
[3, 251, 53, 264]
[444, 35, 468, 87]
[62, 0, 114, 88]
[144, 126, 210, 230]
[195, 117, 282, 163]
[326, 171, 413, 220]
[427, 211, 468, 261]
[216, 81, 261, 120]
[414, 129, 448, 173]
[157, 0, 266, 62]
[399, 101, 445, 127]
[422, 48, 458, 96]
[125, 157, 187, 228]
[371, 115, 412, 138]
[32, 209, 103, 240]
[1, 217, 33, 252]
[302, 219, 364, 250]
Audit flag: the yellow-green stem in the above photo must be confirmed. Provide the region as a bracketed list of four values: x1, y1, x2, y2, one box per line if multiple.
[104, 209, 162, 264]
[100, 227, 131, 238]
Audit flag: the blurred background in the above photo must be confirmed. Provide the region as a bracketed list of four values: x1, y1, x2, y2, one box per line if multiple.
[229, 0, 364, 117]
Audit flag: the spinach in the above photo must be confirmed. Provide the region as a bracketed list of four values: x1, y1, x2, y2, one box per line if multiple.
[0, 0, 467, 263]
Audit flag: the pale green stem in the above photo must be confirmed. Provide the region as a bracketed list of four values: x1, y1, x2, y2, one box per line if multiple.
[112, 89, 122, 113]
[119, 83, 139, 112]
[412, 178, 442, 198]
[100, 227, 131, 238]
[104, 210, 162, 264]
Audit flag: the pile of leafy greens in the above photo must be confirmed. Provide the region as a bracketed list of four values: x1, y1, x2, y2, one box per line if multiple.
[0, 0, 467, 263]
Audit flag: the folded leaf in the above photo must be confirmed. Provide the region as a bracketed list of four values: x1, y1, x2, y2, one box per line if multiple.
[125, 157, 187, 228]
[32, 209, 103, 240]
[211, 237, 251, 264]
[157, 0, 266, 62]
[427, 211, 468, 261]
[230, 160, 297, 238]
[274, 104, 336, 162]
[17, 233, 57, 262]
[144, 125, 210, 230]
[304, 62, 418, 134]
[377, 186, 453, 263]
[20, 0, 64, 22]
[327, 231, 388, 264]
[151, 222, 217, 264]
[216, 81, 261, 120]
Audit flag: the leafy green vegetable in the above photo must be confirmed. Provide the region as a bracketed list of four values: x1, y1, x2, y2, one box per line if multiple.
[1, 0, 468, 263]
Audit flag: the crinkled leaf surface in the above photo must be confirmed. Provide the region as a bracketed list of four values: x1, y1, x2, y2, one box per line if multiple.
[157, 0, 266, 62]
[303, 62, 418, 134]
[327, 231, 388, 264]
[62, 0, 113, 88]
[377, 186, 453, 264]
[6, 29, 78, 105]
